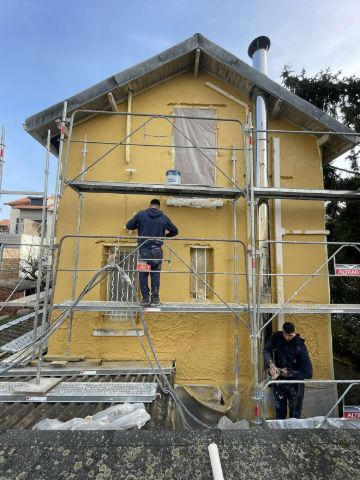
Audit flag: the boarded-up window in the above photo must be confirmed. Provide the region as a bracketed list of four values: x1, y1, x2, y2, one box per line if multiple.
[190, 246, 214, 300]
[174, 108, 216, 185]
[105, 246, 137, 319]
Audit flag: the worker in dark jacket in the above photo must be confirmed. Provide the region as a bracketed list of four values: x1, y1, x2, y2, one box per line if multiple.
[126, 199, 178, 307]
[264, 321, 313, 419]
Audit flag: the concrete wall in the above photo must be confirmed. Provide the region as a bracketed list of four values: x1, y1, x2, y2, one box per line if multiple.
[49, 71, 333, 419]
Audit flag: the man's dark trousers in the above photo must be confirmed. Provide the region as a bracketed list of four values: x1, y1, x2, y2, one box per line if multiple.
[273, 383, 305, 419]
[138, 245, 163, 300]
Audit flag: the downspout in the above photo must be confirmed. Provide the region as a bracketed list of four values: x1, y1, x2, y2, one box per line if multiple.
[248, 36, 272, 303]
[231, 144, 239, 392]
[272, 138, 285, 329]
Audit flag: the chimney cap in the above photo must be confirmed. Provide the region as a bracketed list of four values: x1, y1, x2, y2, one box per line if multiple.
[248, 36, 271, 59]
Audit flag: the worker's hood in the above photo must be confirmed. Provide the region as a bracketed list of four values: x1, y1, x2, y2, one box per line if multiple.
[146, 208, 163, 218]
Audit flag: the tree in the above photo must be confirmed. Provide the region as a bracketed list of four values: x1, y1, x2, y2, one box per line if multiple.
[281, 67, 360, 367]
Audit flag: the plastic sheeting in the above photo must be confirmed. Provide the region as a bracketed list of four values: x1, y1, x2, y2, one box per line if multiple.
[166, 198, 224, 209]
[173, 108, 216, 186]
[267, 416, 360, 429]
[33, 403, 150, 431]
[217, 416, 250, 430]
[263, 383, 340, 419]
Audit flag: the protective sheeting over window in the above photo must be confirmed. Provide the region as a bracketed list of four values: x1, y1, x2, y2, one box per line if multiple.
[174, 108, 216, 186]
[190, 246, 214, 301]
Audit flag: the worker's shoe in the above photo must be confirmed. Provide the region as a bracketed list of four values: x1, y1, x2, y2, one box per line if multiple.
[150, 296, 161, 306]
[140, 298, 150, 308]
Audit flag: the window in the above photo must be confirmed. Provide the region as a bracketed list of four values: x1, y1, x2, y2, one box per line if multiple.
[190, 246, 214, 301]
[173, 108, 216, 186]
[105, 245, 137, 319]
[15, 218, 24, 234]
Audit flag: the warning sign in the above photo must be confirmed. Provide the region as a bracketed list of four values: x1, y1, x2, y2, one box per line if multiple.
[136, 262, 151, 272]
[335, 264, 360, 276]
[343, 406, 360, 419]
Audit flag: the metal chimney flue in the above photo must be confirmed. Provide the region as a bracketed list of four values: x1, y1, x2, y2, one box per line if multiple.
[248, 36, 272, 303]
[248, 36, 271, 75]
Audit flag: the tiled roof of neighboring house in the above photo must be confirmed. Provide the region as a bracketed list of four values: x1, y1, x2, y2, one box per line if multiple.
[0, 220, 10, 227]
[24, 33, 357, 163]
[6, 197, 30, 207]
[6, 196, 53, 210]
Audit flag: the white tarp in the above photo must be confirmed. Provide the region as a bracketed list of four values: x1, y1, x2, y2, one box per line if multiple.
[174, 108, 216, 186]
[33, 403, 150, 431]
[267, 416, 360, 429]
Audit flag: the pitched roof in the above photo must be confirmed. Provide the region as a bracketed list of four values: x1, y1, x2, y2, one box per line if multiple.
[5, 196, 53, 209]
[24, 33, 357, 163]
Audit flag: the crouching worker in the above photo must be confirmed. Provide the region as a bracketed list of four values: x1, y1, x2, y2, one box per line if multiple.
[126, 199, 178, 307]
[263, 321, 313, 419]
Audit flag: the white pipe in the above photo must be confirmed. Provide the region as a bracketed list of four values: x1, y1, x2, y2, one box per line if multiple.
[208, 443, 225, 480]
[252, 48, 268, 75]
[126, 91, 133, 168]
[205, 81, 248, 115]
[272, 138, 284, 329]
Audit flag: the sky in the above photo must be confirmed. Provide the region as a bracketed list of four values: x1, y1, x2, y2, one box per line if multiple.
[1, 0, 359, 218]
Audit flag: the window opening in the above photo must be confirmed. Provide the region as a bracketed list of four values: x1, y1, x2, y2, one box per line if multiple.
[190, 246, 214, 301]
[105, 245, 137, 320]
[173, 108, 216, 186]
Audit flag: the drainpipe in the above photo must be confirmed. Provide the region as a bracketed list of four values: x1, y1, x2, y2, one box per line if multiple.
[248, 36, 271, 303]
[272, 138, 285, 330]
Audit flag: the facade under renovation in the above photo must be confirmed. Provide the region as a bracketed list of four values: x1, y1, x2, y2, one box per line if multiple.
[1, 34, 358, 424]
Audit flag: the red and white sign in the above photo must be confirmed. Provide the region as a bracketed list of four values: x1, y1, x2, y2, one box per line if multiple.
[343, 407, 360, 419]
[335, 264, 360, 276]
[136, 262, 151, 272]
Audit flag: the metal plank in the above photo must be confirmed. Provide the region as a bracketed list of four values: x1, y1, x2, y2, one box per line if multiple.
[68, 181, 243, 199]
[54, 300, 248, 313]
[0, 360, 174, 377]
[0, 329, 41, 353]
[258, 303, 360, 314]
[0, 382, 158, 403]
[254, 187, 360, 201]
[53, 300, 360, 314]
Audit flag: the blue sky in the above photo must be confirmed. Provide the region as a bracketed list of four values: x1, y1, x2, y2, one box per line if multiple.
[1, 0, 359, 218]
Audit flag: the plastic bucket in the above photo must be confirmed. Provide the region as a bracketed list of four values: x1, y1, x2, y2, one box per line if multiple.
[166, 169, 181, 185]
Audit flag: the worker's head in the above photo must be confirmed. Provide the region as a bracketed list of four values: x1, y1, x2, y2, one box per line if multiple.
[150, 199, 160, 209]
[282, 322, 296, 342]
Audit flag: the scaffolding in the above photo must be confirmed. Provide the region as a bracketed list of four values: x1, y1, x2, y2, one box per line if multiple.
[1, 104, 360, 426]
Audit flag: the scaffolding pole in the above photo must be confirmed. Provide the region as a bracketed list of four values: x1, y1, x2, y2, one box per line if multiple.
[35, 102, 67, 384]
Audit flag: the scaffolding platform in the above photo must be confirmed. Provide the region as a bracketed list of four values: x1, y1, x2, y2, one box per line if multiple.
[0, 381, 158, 403]
[55, 300, 248, 313]
[54, 301, 360, 314]
[254, 187, 360, 201]
[0, 360, 175, 377]
[0, 328, 42, 353]
[69, 180, 242, 199]
[0, 290, 51, 308]
[68, 180, 360, 202]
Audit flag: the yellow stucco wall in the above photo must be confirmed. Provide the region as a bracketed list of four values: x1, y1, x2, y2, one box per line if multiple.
[49, 71, 334, 419]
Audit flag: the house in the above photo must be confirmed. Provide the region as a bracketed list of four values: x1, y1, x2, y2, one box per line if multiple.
[0, 196, 53, 288]
[6, 196, 54, 240]
[24, 34, 357, 420]
[0, 220, 9, 234]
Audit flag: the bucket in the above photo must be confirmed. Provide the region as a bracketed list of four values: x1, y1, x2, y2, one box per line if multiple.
[166, 169, 181, 185]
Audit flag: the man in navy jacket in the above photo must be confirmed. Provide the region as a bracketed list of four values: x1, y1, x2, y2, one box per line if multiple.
[264, 321, 313, 419]
[126, 199, 178, 307]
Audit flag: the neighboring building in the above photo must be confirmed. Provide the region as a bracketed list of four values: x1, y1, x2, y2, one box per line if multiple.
[0, 220, 9, 234]
[0, 196, 53, 286]
[6, 196, 54, 240]
[24, 34, 357, 420]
